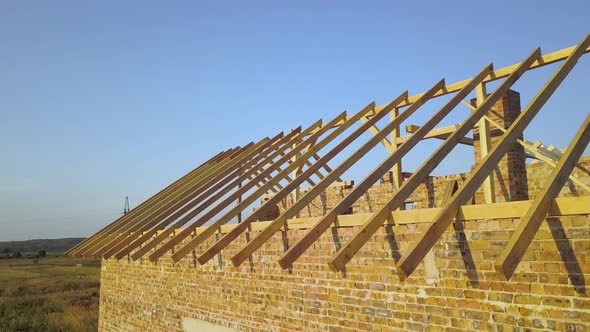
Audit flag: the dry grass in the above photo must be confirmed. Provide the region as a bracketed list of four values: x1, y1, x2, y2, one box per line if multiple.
[0, 256, 100, 331]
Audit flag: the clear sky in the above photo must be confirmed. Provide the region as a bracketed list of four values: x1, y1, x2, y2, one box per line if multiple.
[1, 1, 589, 241]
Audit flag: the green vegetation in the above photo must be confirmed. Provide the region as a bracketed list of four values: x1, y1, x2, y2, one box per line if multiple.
[0, 238, 85, 257]
[0, 256, 100, 332]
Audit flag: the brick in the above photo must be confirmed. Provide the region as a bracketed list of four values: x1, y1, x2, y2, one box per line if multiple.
[96, 151, 590, 332]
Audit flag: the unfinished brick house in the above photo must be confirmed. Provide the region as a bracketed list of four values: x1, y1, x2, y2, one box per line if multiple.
[69, 34, 590, 331]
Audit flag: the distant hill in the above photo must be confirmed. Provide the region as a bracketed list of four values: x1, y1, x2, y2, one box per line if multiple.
[0, 238, 85, 254]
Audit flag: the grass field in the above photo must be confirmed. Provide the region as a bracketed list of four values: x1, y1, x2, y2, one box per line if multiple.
[0, 256, 100, 332]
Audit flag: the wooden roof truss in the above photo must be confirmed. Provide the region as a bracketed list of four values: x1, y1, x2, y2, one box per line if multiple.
[68, 33, 590, 281]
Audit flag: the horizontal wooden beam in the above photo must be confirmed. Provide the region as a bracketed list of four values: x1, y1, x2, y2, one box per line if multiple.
[400, 124, 474, 146]
[314, 39, 590, 135]
[138, 195, 590, 237]
[383, 42, 590, 109]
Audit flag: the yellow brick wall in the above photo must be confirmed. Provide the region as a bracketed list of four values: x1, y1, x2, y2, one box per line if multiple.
[99, 214, 590, 332]
[271, 156, 590, 220]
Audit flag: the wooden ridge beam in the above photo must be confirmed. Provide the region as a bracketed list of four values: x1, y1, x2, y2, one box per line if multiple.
[390, 108, 403, 189]
[475, 82, 496, 203]
[396, 34, 589, 280]
[329, 48, 542, 273]
[148, 109, 354, 262]
[496, 113, 590, 280]
[201, 90, 414, 266]
[124, 120, 325, 261]
[313, 37, 590, 134]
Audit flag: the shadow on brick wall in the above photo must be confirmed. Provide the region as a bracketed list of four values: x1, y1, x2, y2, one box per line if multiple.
[547, 218, 586, 295]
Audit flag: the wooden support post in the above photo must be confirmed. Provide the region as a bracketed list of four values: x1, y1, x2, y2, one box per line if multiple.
[329, 48, 542, 272]
[496, 113, 590, 280]
[237, 173, 243, 224]
[396, 35, 589, 280]
[441, 177, 459, 203]
[291, 133, 302, 218]
[391, 108, 403, 190]
[476, 82, 496, 204]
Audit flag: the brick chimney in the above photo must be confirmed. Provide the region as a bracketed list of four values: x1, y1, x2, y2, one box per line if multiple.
[471, 89, 529, 203]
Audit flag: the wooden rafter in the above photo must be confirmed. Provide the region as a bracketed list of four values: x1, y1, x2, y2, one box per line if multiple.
[72, 145, 251, 257]
[84, 137, 276, 258]
[122, 120, 326, 261]
[227, 78, 446, 268]
[360, 116, 395, 152]
[102, 130, 302, 259]
[329, 48, 542, 272]
[147, 109, 357, 262]
[472, 109, 590, 194]
[173, 97, 406, 264]
[66, 148, 231, 256]
[276, 68, 494, 268]
[396, 34, 589, 280]
[496, 113, 590, 280]
[71, 35, 590, 270]
[200, 91, 413, 265]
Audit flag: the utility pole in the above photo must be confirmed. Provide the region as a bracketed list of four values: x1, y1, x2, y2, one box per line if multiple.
[123, 196, 130, 215]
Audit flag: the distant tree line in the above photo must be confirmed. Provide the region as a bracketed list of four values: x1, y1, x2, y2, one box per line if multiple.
[0, 237, 84, 256]
[1, 247, 47, 259]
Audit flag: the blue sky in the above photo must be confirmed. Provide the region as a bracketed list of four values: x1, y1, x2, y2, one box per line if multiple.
[1, 1, 589, 241]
